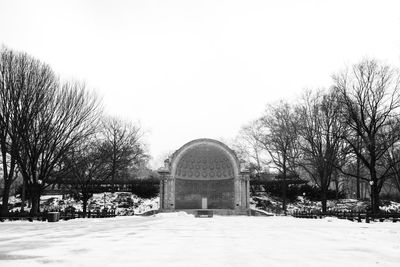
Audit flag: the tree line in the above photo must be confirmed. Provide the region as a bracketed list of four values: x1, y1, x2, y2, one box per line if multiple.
[0, 46, 149, 216]
[235, 59, 400, 214]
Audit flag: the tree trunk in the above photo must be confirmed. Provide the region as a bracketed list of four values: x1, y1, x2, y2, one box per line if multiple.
[321, 188, 327, 213]
[21, 178, 26, 212]
[356, 157, 361, 199]
[1, 149, 16, 216]
[82, 197, 88, 217]
[30, 195, 40, 215]
[356, 137, 361, 199]
[371, 181, 380, 214]
[112, 138, 117, 193]
[370, 168, 380, 214]
[0, 182, 11, 216]
[282, 178, 287, 214]
[29, 185, 42, 215]
[282, 157, 287, 214]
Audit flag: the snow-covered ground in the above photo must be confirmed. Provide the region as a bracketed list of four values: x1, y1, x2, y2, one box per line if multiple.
[1, 214, 399, 267]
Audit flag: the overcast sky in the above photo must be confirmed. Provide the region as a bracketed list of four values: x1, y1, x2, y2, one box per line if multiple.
[1, 0, 400, 168]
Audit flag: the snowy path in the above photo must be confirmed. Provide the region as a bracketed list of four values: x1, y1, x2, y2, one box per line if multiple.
[1, 213, 399, 267]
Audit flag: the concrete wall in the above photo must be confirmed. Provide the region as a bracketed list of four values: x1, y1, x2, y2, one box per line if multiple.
[175, 178, 234, 209]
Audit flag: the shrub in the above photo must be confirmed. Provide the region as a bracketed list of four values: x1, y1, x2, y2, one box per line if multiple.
[264, 183, 345, 202]
[131, 178, 159, 199]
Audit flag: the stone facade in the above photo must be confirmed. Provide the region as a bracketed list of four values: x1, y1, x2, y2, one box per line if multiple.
[158, 138, 250, 215]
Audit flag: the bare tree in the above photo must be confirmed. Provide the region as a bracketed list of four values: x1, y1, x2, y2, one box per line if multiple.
[0, 48, 17, 215]
[233, 120, 267, 176]
[0, 48, 50, 215]
[53, 118, 148, 215]
[257, 101, 300, 213]
[100, 117, 149, 188]
[0, 48, 20, 215]
[13, 71, 101, 215]
[1, 47, 103, 215]
[333, 59, 400, 214]
[296, 89, 348, 212]
[378, 120, 400, 196]
[61, 138, 109, 215]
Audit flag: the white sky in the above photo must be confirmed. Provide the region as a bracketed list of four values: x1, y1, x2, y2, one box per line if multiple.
[1, 0, 400, 168]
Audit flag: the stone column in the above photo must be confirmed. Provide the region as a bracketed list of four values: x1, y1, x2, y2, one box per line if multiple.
[158, 169, 171, 211]
[244, 175, 250, 208]
[168, 176, 175, 210]
[240, 171, 250, 210]
[239, 176, 246, 209]
[242, 178, 245, 208]
[234, 177, 240, 210]
[159, 179, 164, 209]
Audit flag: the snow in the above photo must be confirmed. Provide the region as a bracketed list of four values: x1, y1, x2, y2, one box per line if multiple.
[251, 194, 400, 214]
[5, 193, 159, 215]
[1, 214, 400, 266]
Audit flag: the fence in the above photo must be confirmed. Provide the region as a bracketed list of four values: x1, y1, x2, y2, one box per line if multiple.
[0, 210, 116, 222]
[60, 210, 116, 220]
[292, 210, 400, 223]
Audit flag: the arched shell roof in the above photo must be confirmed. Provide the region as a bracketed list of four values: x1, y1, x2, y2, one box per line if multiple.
[170, 139, 240, 179]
